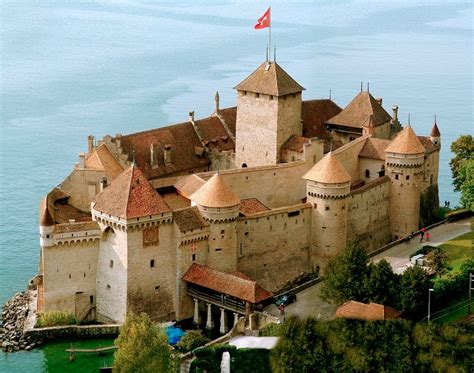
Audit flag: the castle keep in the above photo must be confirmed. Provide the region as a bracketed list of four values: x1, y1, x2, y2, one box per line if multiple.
[35, 60, 440, 328]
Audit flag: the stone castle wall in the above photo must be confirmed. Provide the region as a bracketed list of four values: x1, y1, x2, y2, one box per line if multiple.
[60, 169, 107, 212]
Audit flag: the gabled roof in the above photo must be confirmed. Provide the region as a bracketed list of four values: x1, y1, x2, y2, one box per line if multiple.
[417, 136, 437, 154]
[174, 175, 206, 200]
[336, 301, 402, 320]
[359, 138, 391, 160]
[303, 152, 351, 184]
[191, 173, 240, 208]
[217, 107, 237, 136]
[84, 143, 124, 179]
[94, 165, 171, 219]
[194, 116, 234, 152]
[234, 61, 305, 97]
[282, 135, 310, 153]
[173, 206, 209, 232]
[182, 263, 273, 303]
[385, 126, 425, 155]
[239, 198, 270, 216]
[326, 91, 391, 128]
[430, 122, 441, 137]
[302, 99, 343, 139]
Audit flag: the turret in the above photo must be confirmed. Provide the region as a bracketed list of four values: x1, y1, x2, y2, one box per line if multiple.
[304, 153, 351, 268]
[385, 126, 425, 239]
[430, 118, 441, 147]
[191, 173, 240, 272]
[214, 91, 220, 113]
[39, 197, 55, 247]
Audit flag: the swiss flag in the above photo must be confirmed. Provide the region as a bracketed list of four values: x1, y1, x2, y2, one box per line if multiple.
[254, 7, 271, 29]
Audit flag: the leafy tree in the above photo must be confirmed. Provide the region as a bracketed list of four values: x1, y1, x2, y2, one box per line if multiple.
[320, 241, 370, 305]
[364, 259, 400, 308]
[459, 158, 474, 210]
[450, 134, 473, 191]
[425, 248, 448, 277]
[114, 312, 176, 373]
[176, 329, 210, 352]
[398, 266, 430, 318]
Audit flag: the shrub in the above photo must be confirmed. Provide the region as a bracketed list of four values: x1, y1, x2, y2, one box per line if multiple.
[259, 322, 282, 337]
[409, 245, 438, 259]
[176, 329, 210, 352]
[36, 311, 77, 327]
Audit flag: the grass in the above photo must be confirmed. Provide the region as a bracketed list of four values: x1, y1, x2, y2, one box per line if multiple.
[430, 297, 472, 324]
[437, 231, 474, 274]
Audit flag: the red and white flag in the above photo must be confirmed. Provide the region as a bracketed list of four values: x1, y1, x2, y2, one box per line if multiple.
[254, 7, 271, 29]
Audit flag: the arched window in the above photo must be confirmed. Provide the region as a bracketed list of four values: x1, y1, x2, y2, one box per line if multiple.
[242, 163, 248, 168]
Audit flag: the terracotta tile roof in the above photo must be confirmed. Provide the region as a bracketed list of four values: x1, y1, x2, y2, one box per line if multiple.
[182, 263, 273, 303]
[239, 198, 270, 216]
[194, 116, 235, 152]
[94, 165, 171, 219]
[191, 173, 240, 208]
[39, 197, 54, 226]
[417, 136, 437, 154]
[120, 122, 210, 180]
[54, 221, 100, 233]
[302, 99, 343, 139]
[174, 175, 206, 199]
[218, 107, 237, 136]
[303, 152, 351, 184]
[336, 301, 402, 320]
[359, 138, 391, 160]
[385, 126, 425, 155]
[48, 187, 70, 203]
[234, 61, 305, 97]
[326, 91, 391, 128]
[84, 143, 124, 179]
[430, 123, 441, 137]
[54, 204, 92, 224]
[282, 135, 310, 153]
[161, 191, 191, 210]
[173, 206, 209, 232]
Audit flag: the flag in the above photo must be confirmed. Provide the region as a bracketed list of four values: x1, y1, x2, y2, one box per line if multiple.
[254, 7, 270, 29]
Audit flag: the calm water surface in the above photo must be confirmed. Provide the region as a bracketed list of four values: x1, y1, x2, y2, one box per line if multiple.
[1, 1, 472, 371]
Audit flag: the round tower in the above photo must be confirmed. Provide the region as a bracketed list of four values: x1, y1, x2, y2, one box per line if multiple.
[385, 126, 425, 239]
[430, 118, 441, 147]
[39, 197, 55, 247]
[304, 153, 351, 268]
[191, 173, 240, 273]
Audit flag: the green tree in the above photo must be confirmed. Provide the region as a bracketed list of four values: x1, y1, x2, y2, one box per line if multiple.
[114, 313, 176, 373]
[320, 241, 370, 305]
[398, 266, 430, 318]
[364, 259, 400, 308]
[425, 249, 448, 277]
[176, 329, 210, 352]
[459, 158, 474, 210]
[450, 134, 473, 191]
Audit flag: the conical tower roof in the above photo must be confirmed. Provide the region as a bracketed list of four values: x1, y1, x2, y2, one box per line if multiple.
[192, 173, 240, 208]
[94, 165, 170, 219]
[385, 126, 425, 155]
[303, 153, 351, 184]
[430, 122, 441, 137]
[234, 61, 305, 97]
[326, 91, 391, 128]
[39, 197, 54, 226]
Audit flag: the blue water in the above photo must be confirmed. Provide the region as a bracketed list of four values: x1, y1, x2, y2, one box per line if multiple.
[0, 1, 472, 371]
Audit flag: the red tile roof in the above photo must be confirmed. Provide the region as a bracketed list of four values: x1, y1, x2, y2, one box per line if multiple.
[94, 165, 171, 219]
[120, 122, 210, 180]
[359, 138, 391, 160]
[192, 173, 240, 208]
[174, 175, 206, 199]
[430, 123, 441, 137]
[239, 198, 270, 216]
[385, 126, 425, 155]
[182, 263, 273, 303]
[218, 107, 237, 137]
[173, 206, 209, 232]
[417, 136, 438, 154]
[84, 143, 124, 179]
[326, 91, 391, 128]
[336, 301, 402, 320]
[234, 61, 305, 97]
[282, 135, 310, 153]
[54, 221, 100, 233]
[302, 99, 343, 139]
[194, 116, 235, 152]
[304, 152, 351, 184]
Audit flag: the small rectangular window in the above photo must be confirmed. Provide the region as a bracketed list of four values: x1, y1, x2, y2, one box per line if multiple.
[192, 254, 196, 262]
[395, 174, 399, 180]
[215, 248, 222, 252]
[90, 295, 94, 304]
[150, 259, 155, 268]
[110, 260, 113, 268]
[221, 230, 225, 234]
[288, 211, 300, 217]
[365, 169, 370, 178]
[325, 206, 330, 211]
[406, 175, 410, 180]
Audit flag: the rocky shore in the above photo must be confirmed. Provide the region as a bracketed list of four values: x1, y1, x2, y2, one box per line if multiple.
[1, 292, 41, 352]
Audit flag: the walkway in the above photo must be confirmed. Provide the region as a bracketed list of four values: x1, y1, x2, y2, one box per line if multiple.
[372, 217, 472, 273]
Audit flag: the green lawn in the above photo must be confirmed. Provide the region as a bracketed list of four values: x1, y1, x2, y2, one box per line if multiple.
[438, 231, 474, 273]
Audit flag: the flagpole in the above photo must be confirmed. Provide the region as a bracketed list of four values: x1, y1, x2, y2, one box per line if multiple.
[269, 7, 272, 61]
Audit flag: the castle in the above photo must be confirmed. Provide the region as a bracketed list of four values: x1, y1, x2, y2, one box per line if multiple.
[34, 60, 441, 329]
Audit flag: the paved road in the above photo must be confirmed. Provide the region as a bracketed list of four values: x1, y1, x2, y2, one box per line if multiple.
[372, 217, 472, 273]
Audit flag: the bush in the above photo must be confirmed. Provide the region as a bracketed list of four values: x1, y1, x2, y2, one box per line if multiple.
[36, 311, 77, 327]
[259, 322, 282, 337]
[176, 330, 210, 352]
[446, 209, 472, 222]
[409, 245, 438, 259]
[192, 344, 237, 373]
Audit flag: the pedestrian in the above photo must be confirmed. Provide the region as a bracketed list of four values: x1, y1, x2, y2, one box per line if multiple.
[426, 232, 430, 242]
[447, 201, 450, 208]
[406, 234, 411, 244]
[420, 229, 425, 243]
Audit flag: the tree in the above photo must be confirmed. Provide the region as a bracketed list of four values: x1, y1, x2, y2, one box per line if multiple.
[398, 266, 430, 318]
[425, 249, 448, 277]
[320, 241, 370, 305]
[176, 329, 210, 352]
[450, 134, 473, 191]
[114, 312, 176, 373]
[459, 158, 474, 210]
[364, 259, 400, 308]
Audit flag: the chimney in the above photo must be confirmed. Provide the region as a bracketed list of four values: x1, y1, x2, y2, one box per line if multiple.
[87, 135, 94, 154]
[79, 153, 85, 169]
[115, 133, 122, 148]
[99, 178, 107, 192]
[189, 111, 195, 122]
[214, 91, 220, 113]
[376, 98, 383, 106]
[164, 144, 172, 166]
[150, 143, 156, 167]
[392, 105, 399, 123]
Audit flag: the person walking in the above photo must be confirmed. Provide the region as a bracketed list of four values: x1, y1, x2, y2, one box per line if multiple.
[426, 232, 431, 242]
[420, 227, 426, 243]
